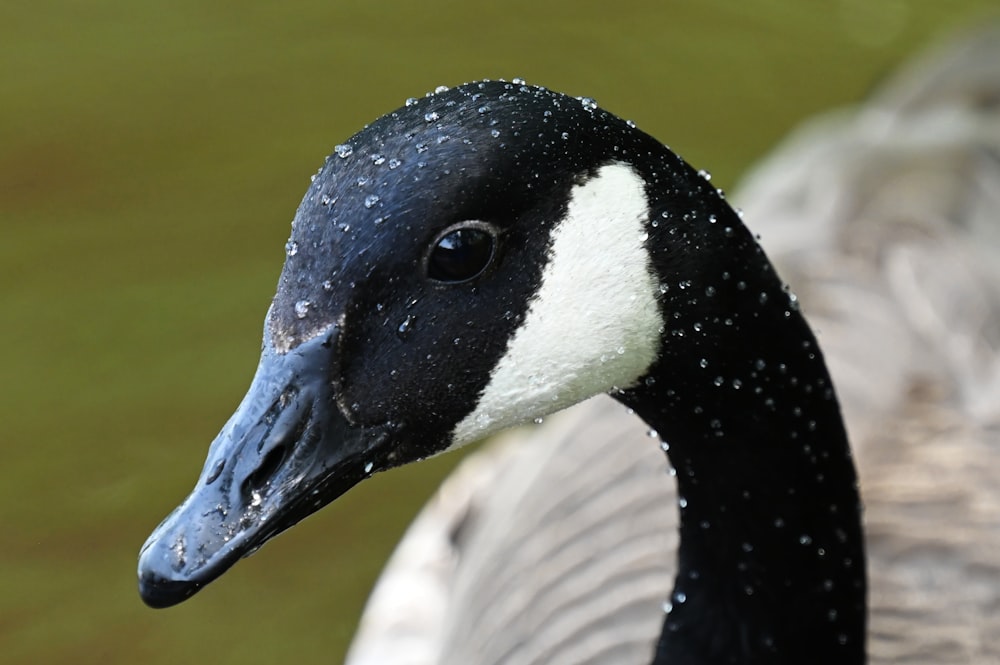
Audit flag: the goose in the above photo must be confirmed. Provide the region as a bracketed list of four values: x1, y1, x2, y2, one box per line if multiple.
[137, 28, 998, 665]
[345, 27, 1000, 665]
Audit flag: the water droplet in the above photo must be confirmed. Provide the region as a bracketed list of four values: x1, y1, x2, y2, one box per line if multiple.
[533, 417, 544, 424]
[732, 378, 742, 389]
[294, 300, 311, 319]
[424, 111, 440, 122]
[678, 497, 688, 508]
[397, 315, 415, 335]
[405, 97, 418, 106]
[250, 490, 263, 507]
[759, 292, 769, 305]
[799, 534, 813, 545]
[320, 194, 335, 206]
[388, 158, 402, 169]
[322, 279, 334, 292]
[434, 85, 449, 94]
[334, 144, 353, 158]
[714, 376, 724, 387]
[647, 428, 659, 438]
[490, 128, 500, 138]
[416, 143, 428, 153]
[364, 194, 380, 209]
[512, 77, 526, 85]
[626, 119, 636, 128]
[708, 214, 717, 224]
[697, 169, 712, 181]
[371, 154, 386, 165]
[674, 591, 687, 603]
[285, 240, 299, 257]
[699, 358, 709, 368]
[364, 461, 374, 473]
[579, 96, 598, 111]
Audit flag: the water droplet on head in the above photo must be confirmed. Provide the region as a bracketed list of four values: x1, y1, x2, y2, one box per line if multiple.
[285, 240, 299, 257]
[364, 461, 374, 474]
[397, 315, 415, 336]
[424, 111, 440, 122]
[578, 96, 598, 111]
[364, 194, 380, 209]
[697, 169, 712, 181]
[434, 85, 449, 94]
[334, 144, 353, 159]
[405, 97, 418, 106]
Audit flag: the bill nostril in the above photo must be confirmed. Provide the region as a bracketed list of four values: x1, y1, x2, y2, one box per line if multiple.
[243, 444, 288, 497]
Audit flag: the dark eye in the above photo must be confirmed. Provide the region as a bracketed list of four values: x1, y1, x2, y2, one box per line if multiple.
[426, 222, 497, 283]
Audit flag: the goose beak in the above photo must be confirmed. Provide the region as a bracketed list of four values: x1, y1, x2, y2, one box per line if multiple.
[137, 328, 389, 608]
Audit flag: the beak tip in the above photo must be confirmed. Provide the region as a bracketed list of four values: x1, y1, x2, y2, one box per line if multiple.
[138, 569, 202, 609]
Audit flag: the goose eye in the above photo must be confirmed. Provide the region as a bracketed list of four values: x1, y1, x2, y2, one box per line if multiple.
[426, 223, 497, 283]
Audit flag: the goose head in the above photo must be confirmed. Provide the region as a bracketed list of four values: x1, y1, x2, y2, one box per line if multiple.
[139, 81, 865, 663]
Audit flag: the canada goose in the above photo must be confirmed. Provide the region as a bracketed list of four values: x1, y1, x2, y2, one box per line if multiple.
[137, 28, 998, 665]
[345, 27, 1000, 665]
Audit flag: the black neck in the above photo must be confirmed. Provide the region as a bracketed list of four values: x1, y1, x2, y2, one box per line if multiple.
[617, 194, 867, 664]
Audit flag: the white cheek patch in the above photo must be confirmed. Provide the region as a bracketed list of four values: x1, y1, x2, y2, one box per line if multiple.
[450, 162, 662, 449]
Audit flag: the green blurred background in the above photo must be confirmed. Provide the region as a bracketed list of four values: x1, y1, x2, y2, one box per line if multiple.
[1, 1, 995, 663]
